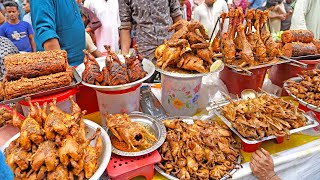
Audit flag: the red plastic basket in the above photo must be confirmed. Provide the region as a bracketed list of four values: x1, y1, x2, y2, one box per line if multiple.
[106, 150, 161, 180]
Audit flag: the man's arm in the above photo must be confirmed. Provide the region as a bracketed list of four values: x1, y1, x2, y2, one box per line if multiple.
[169, 0, 183, 22]
[28, 34, 36, 52]
[30, 0, 60, 50]
[119, 0, 132, 55]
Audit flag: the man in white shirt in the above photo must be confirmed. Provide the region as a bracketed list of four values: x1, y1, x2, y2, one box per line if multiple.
[193, 0, 228, 38]
[22, 0, 31, 26]
[290, 0, 320, 39]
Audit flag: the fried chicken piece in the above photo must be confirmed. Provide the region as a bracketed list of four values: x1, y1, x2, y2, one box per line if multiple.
[31, 141, 58, 171]
[84, 133, 102, 178]
[20, 116, 44, 151]
[237, 24, 255, 67]
[125, 46, 147, 82]
[222, 8, 236, 64]
[181, 53, 207, 73]
[58, 135, 82, 167]
[82, 50, 104, 85]
[211, 12, 227, 53]
[47, 165, 70, 180]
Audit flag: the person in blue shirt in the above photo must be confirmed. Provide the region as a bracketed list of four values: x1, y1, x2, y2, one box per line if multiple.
[0, 151, 14, 180]
[30, 0, 85, 66]
[247, 0, 266, 9]
[0, 1, 35, 52]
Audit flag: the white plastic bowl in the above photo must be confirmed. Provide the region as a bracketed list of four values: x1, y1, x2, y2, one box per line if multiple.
[1, 119, 111, 180]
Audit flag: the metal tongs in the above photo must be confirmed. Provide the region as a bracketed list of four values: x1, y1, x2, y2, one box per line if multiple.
[280, 56, 308, 68]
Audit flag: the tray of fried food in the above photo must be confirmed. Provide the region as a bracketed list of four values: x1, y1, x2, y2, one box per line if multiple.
[1, 97, 111, 180]
[155, 117, 241, 180]
[154, 20, 224, 77]
[105, 112, 166, 156]
[212, 93, 319, 144]
[284, 69, 320, 113]
[76, 45, 155, 90]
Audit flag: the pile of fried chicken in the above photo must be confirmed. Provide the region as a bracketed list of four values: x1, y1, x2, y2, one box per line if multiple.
[0, 107, 13, 127]
[287, 69, 320, 107]
[155, 20, 214, 73]
[212, 8, 280, 67]
[106, 114, 157, 152]
[82, 46, 146, 86]
[158, 119, 240, 180]
[222, 94, 308, 140]
[5, 97, 102, 180]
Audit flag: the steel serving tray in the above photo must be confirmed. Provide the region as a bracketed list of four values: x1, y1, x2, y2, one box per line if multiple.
[0, 67, 82, 105]
[212, 100, 319, 144]
[154, 116, 242, 180]
[106, 112, 166, 157]
[284, 77, 320, 113]
[76, 56, 155, 91]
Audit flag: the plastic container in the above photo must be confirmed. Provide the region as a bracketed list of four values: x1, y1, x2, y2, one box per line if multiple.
[95, 84, 141, 125]
[219, 66, 270, 96]
[19, 88, 77, 117]
[107, 150, 161, 180]
[269, 59, 320, 87]
[76, 85, 99, 114]
[161, 73, 202, 116]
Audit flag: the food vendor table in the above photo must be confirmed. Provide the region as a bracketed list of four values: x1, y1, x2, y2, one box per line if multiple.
[1, 84, 320, 180]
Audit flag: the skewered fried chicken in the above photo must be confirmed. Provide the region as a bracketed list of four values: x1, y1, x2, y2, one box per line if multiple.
[260, 10, 280, 60]
[82, 50, 104, 85]
[245, 9, 255, 50]
[222, 94, 308, 140]
[106, 114, 157, 151]
[222, 8, 236, 64]
[211, 13, 227, 53]
[5, 98, 103, 179]
[237, 12, 255, 67]
[159, 119, 240, 180]
[287, 69, 320, 107]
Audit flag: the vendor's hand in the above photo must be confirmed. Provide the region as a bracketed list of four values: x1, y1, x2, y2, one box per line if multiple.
[250, 148, 279, 180]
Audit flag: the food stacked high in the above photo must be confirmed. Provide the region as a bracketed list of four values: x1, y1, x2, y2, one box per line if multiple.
[155, 20, 214, 73]
[212, 8, 281, 67]
[82, 45, 146, 86]
[0, 50, 73, 100]
[281, 30, 318, 57]
[5, 97, 102, 179]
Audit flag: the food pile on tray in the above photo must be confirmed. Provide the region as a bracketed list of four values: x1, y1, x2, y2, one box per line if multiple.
[281, 30, 319, 57]
[158, 119, 240, 179]
[221, 94, 307, 140]
[0, 107, 13, 127]
[82, 46, 146, 86]
[4, 97, 102, 179]
[214, 8, 280, 67]
[286, 69, 320, 107]
[106, 114, 157, 152]
[155, 20, 214, 73]
[0, 50, 73, 101]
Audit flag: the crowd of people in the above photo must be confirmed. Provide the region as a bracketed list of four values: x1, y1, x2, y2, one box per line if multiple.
[0, 0, 319, 179]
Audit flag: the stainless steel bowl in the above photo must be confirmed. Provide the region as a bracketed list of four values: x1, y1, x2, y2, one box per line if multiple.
[107, 112, 166, 156]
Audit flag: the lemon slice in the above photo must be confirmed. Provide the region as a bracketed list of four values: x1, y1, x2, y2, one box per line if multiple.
[210, 60, 223, 72]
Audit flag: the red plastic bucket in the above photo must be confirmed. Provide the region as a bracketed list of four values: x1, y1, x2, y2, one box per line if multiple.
[241, 140, 262, 153]
[219, 66, 269, 96]
[269, 59, 320, 87]
[19, 88, 77, 116]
